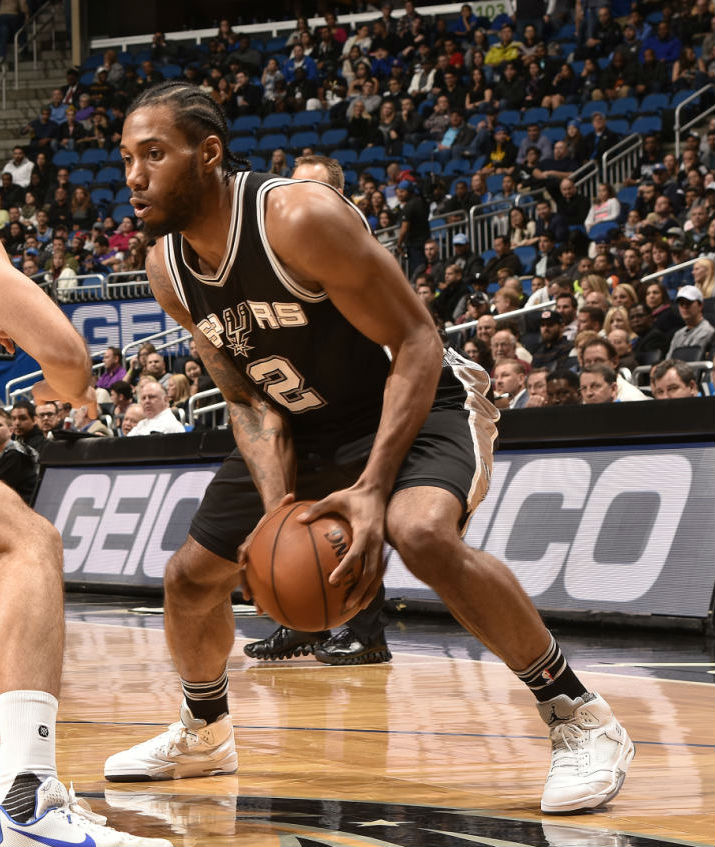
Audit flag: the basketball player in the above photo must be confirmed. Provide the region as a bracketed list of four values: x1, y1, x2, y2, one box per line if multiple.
[243, 154, 392, 666]
[0, 244, 172, 845]
[106, 83, 634, 814]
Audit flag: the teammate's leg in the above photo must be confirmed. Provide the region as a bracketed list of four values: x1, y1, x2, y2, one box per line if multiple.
[0, 484, 172, 845]
[386, 485, 634, 813]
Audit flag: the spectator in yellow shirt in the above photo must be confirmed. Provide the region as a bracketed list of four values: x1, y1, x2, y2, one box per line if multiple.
[485, 23, 522, 66]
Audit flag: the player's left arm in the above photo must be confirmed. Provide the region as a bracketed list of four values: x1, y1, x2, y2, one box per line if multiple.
[266, 182, 443, 609]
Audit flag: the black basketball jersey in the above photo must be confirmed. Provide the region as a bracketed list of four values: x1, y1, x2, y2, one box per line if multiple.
[163, 171, 473, 450]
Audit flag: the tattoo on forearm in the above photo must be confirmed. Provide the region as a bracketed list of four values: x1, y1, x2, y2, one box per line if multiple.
[229, 401, 283, 444]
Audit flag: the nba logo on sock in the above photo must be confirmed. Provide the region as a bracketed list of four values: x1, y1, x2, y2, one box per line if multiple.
[542, 670, 553, 682]
[38, 724, 49, 738]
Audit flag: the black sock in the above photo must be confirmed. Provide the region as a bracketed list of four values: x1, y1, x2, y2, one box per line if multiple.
[181, 668, 229, 724]
[2, 772, 42, 822]
[516, 634, 588, 703]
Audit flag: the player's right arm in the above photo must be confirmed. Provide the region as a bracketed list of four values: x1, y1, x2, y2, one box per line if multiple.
[0, 243, 94, 411]
[146, 242, 297, 513]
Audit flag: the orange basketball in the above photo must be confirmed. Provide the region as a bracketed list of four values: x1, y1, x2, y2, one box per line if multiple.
[245, 500, 359, 632]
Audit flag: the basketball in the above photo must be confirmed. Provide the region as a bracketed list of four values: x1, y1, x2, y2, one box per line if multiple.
[245, 500, 358, 632]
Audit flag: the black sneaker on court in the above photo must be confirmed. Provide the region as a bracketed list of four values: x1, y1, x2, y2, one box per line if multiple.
[243, 626, 331, 660]
[313, 627, 392, 665]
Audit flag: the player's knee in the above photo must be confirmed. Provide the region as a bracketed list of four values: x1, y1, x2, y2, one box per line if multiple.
[390, 513, 456, 584]
[163, 545, 197, 601]
[2, 490, 62, 572]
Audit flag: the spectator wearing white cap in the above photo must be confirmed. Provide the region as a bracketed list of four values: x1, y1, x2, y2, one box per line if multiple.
[448, 231, 481, 279]
[666, 285, 715, 359]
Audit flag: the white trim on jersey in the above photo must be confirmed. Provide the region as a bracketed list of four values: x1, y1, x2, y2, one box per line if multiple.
[178, 172, 248, 288]
[255, 177, 373, 304]
[444, 346, 499, 511]
[163, 235, 189, 311]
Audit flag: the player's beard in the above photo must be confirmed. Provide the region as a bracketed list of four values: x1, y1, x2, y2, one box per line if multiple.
[141, 161, 204, 241]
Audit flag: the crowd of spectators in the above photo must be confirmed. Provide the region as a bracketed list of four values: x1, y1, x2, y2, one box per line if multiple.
[2, 0, 715, 457]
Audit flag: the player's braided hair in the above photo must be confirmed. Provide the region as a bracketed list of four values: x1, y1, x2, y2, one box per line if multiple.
[126, 81, 251, 181]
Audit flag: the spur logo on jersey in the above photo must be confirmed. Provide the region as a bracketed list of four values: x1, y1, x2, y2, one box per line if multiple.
[197, 301, 308, 356]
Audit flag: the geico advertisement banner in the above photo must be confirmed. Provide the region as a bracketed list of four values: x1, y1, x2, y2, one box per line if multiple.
[34, 445, 715, 617]
[60, 299, 184, 357]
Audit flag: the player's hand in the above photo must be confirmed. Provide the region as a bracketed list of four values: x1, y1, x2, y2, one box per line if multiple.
[0, 330, 15, 355]
[297, 482, 387, 613]
[236, 492, 295, 611]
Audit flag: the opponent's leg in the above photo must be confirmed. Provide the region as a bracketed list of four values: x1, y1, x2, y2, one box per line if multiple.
[0, 485, 173, 845]
[104, 537, 239, 782]
[387, 485, 634, 813]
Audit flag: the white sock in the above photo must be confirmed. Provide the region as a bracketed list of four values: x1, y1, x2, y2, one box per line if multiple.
[0, 690, 58, 803]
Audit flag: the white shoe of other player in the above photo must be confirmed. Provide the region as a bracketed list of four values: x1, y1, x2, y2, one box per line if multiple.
[0, 776, 173, 846]
[104, 701, 237, 782]
[539, 691, 635, 814]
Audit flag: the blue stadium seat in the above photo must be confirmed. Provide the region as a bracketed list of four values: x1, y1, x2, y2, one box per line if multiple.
[114, 186, 131, 203]
[112, 203, 134, 220]
[607, 118, 630, 135]
[640, 93, 669, 113]
[571, 60, 585, 74]
[597, 57, 609, 69]
[514, 245, 536, 274]
[486, 174, 503, 193]
[107, 147, 123, 163]
[289, 130, 320, 151]
[68, 168, 94, 186]
[498, 109, 521, 128]
[292, 110, 324, 128]
[549, 104, 579, 124]
[511, 129, 527, 147]
[79, 71, 95, 86]
[79, 149, 108, 166]
[162, 64, 182, 79]
[52, 150, 79, 168]
[258, 133, 289, 152]
[117, 51, 133, 65]
[265, 36, 286, 53]
[481, 248, 496, 264]
[364, 166, 386, 182]
[543, 127, 565, 144]
[588, 221, 618, 241]
[248, 155, 266, 170]
[672, 90, 698, 108]
[95, 166, 123, 185]
[467, 112, 486, 127]
[401, 142, 416, 159]
[90, 188, 114, 206]
[320, 128, 348, 148]
[631, 116, 662, 134]
[333, 148, 357, 166]
[358, 145, 385, 163]
[609, 97, 638, 117]
[229, 136, 256, 154]
[555, 23, 576, 39]
[581, 101, 607, 119]
[414, 139, 437, 161]
[617, 185, 638, 207]
[443, 158, 471, 175]
[261, 113, 292, 132]
[231, 115, 261, 135]
[471, 155, 486, 170]
[343, 168, 358, 188]
[417, 160, 441, 175]
[523, 107, 549, 125]
[133, 49, 152, 63]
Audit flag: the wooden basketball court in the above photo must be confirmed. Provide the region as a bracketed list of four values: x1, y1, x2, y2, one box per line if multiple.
[57, 610, 714, 846]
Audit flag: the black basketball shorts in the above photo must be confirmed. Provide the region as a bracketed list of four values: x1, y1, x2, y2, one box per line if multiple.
[190, 392, 498, 562]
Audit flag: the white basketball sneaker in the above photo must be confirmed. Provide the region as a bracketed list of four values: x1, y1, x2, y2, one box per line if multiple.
[539, 691, 635, 814]
[104, 701, 237, 782]
[0, 776, 173, 845]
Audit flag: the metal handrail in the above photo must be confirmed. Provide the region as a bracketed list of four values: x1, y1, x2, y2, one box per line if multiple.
[640, 258, 698, 286]
[469, 189, 545, 256]
[674, 83, 715, 159]
[88, 1, 465, 51]
[187, 388, 226, 426]
[121, 326, 190, 361]
[443, 299, 556, 336]
[13, 0, 55, 90]
[601, 133, 642, 186]
[571, 159, 599, 199]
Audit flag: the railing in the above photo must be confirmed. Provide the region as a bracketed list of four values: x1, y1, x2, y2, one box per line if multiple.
[601, 134, 642, 187]
[443, 300, 556, 338]
[1, 58, 6, 111]
[430, 211, 468, 258]
[121, 326, 190, 364]
[640, 258, 698, 286]
[88, 1, 470, 51]
[187, 388, 227, 428]
[571, 159, 599, 200]
[469, 191, 544, 257]
[675, 83, 715, 159]
[13, 0, 56, 90]
[105, 271, 151, 300]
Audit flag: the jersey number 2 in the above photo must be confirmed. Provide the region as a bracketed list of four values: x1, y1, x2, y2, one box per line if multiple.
[247, 356, 326, 413]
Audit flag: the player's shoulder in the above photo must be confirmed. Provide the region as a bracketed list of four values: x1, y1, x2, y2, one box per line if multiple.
[266, 180, 363, 235]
